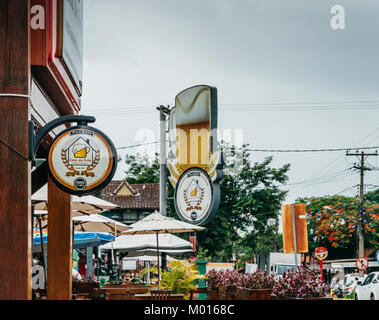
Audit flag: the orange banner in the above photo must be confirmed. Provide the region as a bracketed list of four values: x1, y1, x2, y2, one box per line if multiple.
[281, 203, 308, 253]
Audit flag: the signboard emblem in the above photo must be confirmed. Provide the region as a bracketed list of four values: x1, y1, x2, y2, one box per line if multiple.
[174, 168, 219, 225]
[48, 126, 117, 195]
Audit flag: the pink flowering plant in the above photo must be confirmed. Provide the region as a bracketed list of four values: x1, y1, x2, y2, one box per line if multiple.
[206, 270, 275, 289]
[206, 269, 222, 284]
[272, 267, 329, 298]
[241, 270, 276, 289]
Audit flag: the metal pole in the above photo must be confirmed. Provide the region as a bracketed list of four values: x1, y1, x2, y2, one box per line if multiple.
[159, 106, 167, 216]
[38, 216, 47, 284]
[158, 106, 168, 273]
[86, 246, 93, 280]
[156, 232, 160, 289]
[111, 224, 116, 266]
[291, 204, 298, 267]
[358, 152, 365, 277]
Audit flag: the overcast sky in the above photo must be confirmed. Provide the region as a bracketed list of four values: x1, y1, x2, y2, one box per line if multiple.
[81, 0, 379, 204]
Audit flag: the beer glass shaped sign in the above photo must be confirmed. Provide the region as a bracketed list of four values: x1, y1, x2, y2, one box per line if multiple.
[168, 85, 222, 225]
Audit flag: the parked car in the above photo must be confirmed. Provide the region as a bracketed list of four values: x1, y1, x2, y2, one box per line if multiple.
[355, 272, 379, 300]
[342, 273, 364, 298]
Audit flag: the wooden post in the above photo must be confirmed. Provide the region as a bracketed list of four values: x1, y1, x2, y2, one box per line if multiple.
[0, 0, 32, 300]
[47, 176, 72, 300]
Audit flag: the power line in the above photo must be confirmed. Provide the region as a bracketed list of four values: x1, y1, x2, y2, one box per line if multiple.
[298, 126, 379, 187]
[246, 145, 379, 153]
[281, 171, 356, 190]
[84, 99, 379, 116]
[116, 141, 158, 150]
[115, 141, 379, 153]
[283, 169, 351, 187]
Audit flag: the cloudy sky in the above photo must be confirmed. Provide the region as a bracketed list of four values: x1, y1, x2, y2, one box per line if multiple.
[81, 0, 379, 203]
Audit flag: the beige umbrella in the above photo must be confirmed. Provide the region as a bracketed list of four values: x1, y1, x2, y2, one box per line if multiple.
[73, 214, 130, 264]
[122, 211, 205, 288]
[73, 214, 130, 233]
[32, 184, 119, 214]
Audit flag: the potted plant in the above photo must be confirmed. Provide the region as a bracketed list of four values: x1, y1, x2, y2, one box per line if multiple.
[272, 267, 331, 300]
[239, 271, 275, 300]
[206, 269, 221, 300]
[217, 270, 240, 300]
[160, 260, 205, 300]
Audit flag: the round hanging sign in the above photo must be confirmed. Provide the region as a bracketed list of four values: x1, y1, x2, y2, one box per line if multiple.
[47, 126, 117, 196]
[174, 167, 220, 225]
[315, 247, 328, 260]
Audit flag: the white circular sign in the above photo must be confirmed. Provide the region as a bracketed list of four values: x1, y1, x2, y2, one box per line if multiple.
[174, 168, 217, 225]
[48, 126, 117, 195]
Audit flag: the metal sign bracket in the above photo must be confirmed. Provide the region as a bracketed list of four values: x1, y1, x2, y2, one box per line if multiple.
[29, 115, 96, 163]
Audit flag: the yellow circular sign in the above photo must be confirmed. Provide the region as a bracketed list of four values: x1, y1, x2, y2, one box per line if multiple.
[48, 126, 117, 195]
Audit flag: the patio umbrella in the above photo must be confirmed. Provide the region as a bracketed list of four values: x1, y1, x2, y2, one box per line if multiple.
[32, 184, 119, 214]
[73, 214, 130, 264]
[99, 233, 193, 252]
[122, 211, 205, 288]
[73, 214, 130, 233]
[125, 249, 192, 257]
[33, 230, 115, 252]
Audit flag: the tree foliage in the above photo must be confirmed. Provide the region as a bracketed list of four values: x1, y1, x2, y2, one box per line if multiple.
[197, 144, 290, 260]
[123, 145, 290, 261]
[124, 153, 160, 184]
[297, 195, 379, 259]
[365, 188, 379, 203]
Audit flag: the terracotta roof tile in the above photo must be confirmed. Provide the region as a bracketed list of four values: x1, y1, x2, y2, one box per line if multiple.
[101, 181, 161, 209]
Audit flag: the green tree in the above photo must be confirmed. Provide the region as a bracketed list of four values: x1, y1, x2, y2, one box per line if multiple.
[197, 144, 290, 261]
[365, 188, 379, 203]
[122, 144, 290, 262]
[124, 153, 160, 184]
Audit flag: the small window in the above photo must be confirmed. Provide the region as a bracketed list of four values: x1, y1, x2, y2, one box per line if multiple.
[363, 274, 374, 286]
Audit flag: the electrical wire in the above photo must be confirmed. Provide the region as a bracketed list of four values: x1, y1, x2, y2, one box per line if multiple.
[84, 99, 379, 116]
[116, 141, 158, 150]
[246, 146, 379, 153]
[280, 171, 357, 190]
[295, 126, 379, 185]
[282, 169, 352, 187]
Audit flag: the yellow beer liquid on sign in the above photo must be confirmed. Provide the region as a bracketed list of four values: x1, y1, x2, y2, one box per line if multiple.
[74, 148, 87, 158]
[177, 121, 210, 172]
[190, 187, 198, 197]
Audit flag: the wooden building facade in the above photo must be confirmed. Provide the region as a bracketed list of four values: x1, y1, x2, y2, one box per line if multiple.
[0, 0, 83, 299]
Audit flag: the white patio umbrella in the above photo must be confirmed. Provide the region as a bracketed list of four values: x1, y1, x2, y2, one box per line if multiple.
[122, 211, 205, 288]
[99, 233, 193, 252]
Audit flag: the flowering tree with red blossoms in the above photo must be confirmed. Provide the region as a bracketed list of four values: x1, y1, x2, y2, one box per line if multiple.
[297, 195, 379, 259]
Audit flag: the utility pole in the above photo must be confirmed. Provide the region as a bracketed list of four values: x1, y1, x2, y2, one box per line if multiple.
[346, 150, 378, 276]
[157, 105, 170, 216]
[157, 105, 170, 270]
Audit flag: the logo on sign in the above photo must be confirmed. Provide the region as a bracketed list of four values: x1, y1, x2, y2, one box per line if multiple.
[315, 247, 328, 260]
[174, 168, 217, 225]
[48, 126, 117, 195]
